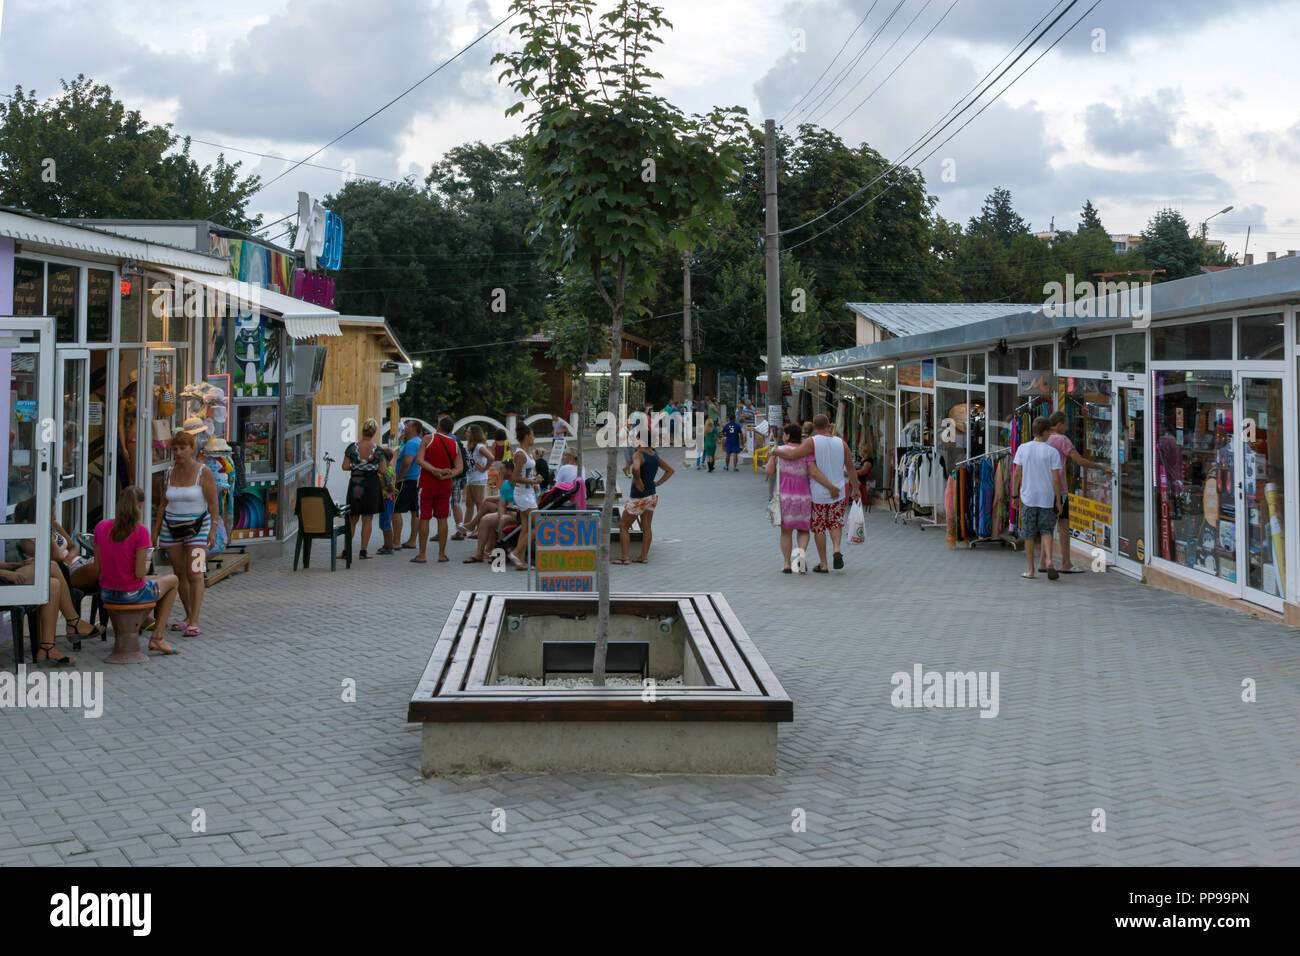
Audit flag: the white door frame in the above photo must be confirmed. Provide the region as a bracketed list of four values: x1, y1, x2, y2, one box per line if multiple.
[55, 348, 91, 530]
[1235, 369, 1286, 611]
[1, 317, 55, 607]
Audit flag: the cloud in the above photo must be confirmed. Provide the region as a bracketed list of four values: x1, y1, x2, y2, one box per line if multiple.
[1082, 90, 1182, 157]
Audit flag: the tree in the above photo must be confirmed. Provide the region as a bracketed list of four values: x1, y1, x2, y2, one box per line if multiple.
[0, 75, 261, 230]
[1140, 208, 1201, 281]
[495, 0, 748, 683]
[1078, 199, 1106, 237]
[967, 186, 1030, 245]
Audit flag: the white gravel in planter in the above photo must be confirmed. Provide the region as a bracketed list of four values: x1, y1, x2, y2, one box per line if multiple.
[496, 675, 684, 688]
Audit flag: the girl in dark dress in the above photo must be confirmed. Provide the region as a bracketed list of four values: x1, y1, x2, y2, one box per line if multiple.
[343, 418, 386, 559]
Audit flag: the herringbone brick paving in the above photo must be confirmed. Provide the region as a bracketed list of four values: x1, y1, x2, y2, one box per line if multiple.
[2, 446, 1298, 865]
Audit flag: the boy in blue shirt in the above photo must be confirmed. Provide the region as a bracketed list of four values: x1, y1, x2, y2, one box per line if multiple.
[722, 414, 742, 472]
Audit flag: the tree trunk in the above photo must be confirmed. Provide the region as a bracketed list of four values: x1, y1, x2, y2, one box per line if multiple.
[593, 258, 627, 686]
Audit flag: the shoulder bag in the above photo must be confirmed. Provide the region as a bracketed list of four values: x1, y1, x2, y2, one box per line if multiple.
[766, 457, 782, 527]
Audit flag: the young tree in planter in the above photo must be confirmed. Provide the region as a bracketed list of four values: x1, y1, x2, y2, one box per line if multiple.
[494, 0, 747, 684]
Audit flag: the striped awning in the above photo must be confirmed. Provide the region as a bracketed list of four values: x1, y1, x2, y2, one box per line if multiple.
[283, 316, 343, 339]
[161, 268, 341, 335]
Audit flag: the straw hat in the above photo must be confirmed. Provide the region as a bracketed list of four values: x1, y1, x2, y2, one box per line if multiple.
[203, 436, 231, 454]
[181, 416, 209, 435]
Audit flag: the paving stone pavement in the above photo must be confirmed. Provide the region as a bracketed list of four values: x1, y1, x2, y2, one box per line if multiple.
[3, 446, 1298, 866]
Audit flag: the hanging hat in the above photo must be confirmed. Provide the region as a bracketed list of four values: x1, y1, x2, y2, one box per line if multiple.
[203, 437, 231, 454]
[182, 416, 209, 435]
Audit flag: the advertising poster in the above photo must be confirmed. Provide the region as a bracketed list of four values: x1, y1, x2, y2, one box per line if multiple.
[531, 511, 599, 592]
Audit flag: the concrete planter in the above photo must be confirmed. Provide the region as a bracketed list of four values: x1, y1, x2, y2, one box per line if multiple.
[408, 592, 792, 775]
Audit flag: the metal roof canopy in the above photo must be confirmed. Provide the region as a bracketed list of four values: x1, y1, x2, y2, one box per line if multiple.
[1, 207, 229, 272]
[806, 256, 1300, 372]
[845, 302, 1038, 337]
[585, 359, 649, 373]
[161, 268, 341, 333]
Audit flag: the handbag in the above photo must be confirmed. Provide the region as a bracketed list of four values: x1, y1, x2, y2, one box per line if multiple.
[155, 368, 175, 417]
[767, 458, 782, 527]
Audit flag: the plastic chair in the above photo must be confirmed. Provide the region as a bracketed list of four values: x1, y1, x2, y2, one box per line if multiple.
[294, 488, 352, 571]
[753, 445, 770, 473]
[104, 599, 155, 664]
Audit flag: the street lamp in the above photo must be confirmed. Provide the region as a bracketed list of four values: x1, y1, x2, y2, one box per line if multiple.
[1199, 205, 1234, 241]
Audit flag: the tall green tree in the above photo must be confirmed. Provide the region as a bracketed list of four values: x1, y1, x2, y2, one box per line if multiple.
[0, 75, 261, 229]
[495, 0, 749, 682]
[966, 186, 1030, 244]
[1140, 208, 1201, 281]
[1078, 199, 1106, 236]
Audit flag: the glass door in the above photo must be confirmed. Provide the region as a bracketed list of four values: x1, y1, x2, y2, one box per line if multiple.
[1, 318, 55, 607]
[142, 348, 178, 533]
[1237, 373, 1285, 610]
[1114, 386, 1146, 573]
[55, 349, 90, 534]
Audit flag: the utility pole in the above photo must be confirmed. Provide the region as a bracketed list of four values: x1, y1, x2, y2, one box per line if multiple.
[763, 119, 783, 434]
[682, 249, 692, 409]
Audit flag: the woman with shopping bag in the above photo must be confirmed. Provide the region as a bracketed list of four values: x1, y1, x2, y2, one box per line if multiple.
[765, 422, 838, 573]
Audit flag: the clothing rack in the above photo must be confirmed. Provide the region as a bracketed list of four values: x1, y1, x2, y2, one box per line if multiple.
[946, 445, 1022, 551]
[894, 445, 943, 529]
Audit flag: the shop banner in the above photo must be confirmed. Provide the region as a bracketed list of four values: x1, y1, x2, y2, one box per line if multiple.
[531, 510, 599, 592]
[1018, 370, 1056, 398]
[1067, 493, 1112, 548]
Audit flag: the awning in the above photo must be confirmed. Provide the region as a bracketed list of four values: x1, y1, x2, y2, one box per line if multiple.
[585, 359, 649, 373]
[756, 370, 819, 382]
[162, 268, 342, 335]
[283, 316, 343, 339]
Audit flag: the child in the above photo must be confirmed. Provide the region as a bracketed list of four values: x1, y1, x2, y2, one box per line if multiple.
[722, 414, 743, 471]
[464, 460, 517, 562]
[376, 446, 398, 554]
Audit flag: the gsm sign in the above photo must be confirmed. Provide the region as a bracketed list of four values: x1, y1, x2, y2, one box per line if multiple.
[536, 519, 597, 547]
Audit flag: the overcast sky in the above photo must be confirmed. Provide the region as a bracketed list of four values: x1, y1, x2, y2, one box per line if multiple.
[2, 0, 1297, 258]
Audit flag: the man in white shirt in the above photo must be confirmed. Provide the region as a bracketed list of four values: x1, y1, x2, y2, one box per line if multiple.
[775, 414, 858, 572]
[1011, 416, 1066, 580]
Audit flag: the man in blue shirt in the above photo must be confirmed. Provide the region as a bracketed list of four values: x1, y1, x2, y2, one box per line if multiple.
[392, 419, 424, 549]
[722, 414, 742, 472]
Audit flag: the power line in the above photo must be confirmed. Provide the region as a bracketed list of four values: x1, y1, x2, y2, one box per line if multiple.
[204, 10, 514, 220]
[808, 0, 936, 128]
[778, 2, 880, 126]
[785, 0, 1098, 254]
[799, 0, 906, 125]
[780, 0, 1078, 240]
[188, 138, 408, 186]
[827, 0, 963, 133]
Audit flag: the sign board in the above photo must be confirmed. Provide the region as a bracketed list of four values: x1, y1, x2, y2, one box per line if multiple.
[1018, 370, 1056, 397]
[530, 510, 600, 592]
[547, 437, 567, 470]
[1067, 494, 1112, 549]
[768, 405, 783, 434]
[687, 362, 696, 384]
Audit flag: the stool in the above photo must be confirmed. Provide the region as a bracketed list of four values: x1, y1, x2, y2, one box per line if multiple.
[103, 601, 156, 664]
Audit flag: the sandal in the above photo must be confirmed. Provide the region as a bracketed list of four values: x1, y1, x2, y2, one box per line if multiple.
[451, 532, 467, 541]
[184, 625, 202, 637]
[612, 559, 630, 565]
[37, 641, 75, 666]
[65, 616, 102, 640]
[149, 638, 179, 655]
[171, 621, 189, 632]
[812, 565, 829, 573]
[359, 550, 369, 559]
[376, 546, 394, 555]
[462, 555, 484, 563]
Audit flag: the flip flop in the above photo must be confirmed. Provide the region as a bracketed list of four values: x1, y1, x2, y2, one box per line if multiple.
[1021, 572, 1037, 579]
[410, 557, 427, 564]
[833, 552, 844, 570]
[612, 559, 630, 565]
[782, 568, 792, 574]
[184, 626, 201, 636]
[632, 558, 648, 564]
[1047, 568, 1060, 580]
[813, 565, 829, 573]
[1060, 567, 1086, 574]
[438, 555, 450, 562]
[170, 621, 189, 632]
[149, 641, 180, 655]
[463, 556, 484, 563]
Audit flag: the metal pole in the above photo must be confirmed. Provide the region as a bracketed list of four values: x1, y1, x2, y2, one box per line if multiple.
[763, 119, 783, 429]
[683, 250, 692, 400]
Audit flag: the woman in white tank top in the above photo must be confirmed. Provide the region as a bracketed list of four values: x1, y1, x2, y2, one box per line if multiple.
[151, 430, 218, 637]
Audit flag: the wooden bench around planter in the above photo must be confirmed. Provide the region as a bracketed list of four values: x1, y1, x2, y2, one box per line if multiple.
[408, 591, 792, 774]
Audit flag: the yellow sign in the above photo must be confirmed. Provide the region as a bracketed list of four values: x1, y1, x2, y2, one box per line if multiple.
[687, 363, 696, 384]
[1068, 494, 1112, 547]
[537, 549, 597, 572]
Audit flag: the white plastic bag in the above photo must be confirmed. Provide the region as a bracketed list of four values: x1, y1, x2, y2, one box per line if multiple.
[847, 500, 866, 544]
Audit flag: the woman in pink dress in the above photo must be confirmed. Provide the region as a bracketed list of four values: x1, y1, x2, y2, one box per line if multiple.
[766, 422, 837, 573]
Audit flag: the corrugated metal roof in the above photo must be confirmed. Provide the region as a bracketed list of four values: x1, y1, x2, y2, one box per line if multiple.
[0, 207, 228, 272]
[845, 302, 1038, 337]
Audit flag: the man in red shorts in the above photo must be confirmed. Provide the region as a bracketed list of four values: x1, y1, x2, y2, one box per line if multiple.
[414, 416, 463, 563]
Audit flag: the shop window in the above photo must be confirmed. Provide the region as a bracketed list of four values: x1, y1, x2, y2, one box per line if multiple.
[207, 313, 228, 375]
[1060, 377, 1113, 549]
[938, 387, 967, 461]
[147, 282, 168, 342]
[991, 347, 1028, 377]
[1152, 369, 1233, 578]
[120, 279, 143, 343]
[989, 381, 1017, 450]
[12, 259, 43, 316]
[1060, 335, 1112, 371]
[47, 264, 79, 342]
[968, 353, 985, 385]
[1152, 319, 1232, 361]
[935, 355, 967, 384]
[285, 395, 313, 430]
[1115, 333, 1145, 374]
[1031, 344, 1054, 370]
[1238, 313, 1284, 361]
[87, 269, 113, 342]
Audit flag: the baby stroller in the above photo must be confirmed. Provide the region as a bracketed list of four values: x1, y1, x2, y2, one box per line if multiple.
[496, 482, 583, 552]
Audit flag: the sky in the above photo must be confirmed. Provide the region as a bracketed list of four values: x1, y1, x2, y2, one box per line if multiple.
[1, 0, 1298, 259]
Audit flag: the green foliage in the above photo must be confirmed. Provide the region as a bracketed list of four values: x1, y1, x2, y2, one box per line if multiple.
[1140, 208, 1201, 281]
[966, 186, 1030, 244]
[1078, 199, 1106, 236]
[0, 75, 261, 230]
